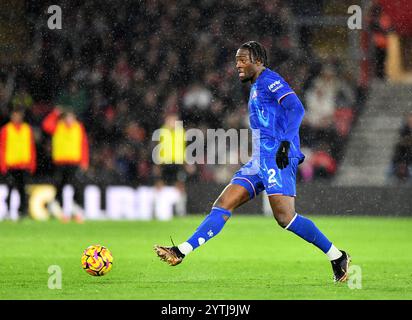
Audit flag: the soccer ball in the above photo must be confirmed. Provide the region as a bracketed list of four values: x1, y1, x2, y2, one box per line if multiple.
[81, 244, 113, 276]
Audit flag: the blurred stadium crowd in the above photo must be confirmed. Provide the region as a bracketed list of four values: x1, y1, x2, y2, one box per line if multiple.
[0, 0, 376, 187]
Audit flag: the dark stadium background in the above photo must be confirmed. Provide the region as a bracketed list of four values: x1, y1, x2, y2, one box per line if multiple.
[0, 0, 411, 217]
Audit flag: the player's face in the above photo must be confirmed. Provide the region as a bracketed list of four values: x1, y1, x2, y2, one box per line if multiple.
[236, 49, 256, 83]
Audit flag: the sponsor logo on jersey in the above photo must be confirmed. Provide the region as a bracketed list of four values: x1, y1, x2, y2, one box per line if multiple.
[268, 80, 284, 93]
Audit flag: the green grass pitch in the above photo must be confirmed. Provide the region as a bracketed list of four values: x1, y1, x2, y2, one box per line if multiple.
[1, 215, 411, 300]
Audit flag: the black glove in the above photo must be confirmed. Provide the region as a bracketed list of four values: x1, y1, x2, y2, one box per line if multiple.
[276, 141, 290, 169]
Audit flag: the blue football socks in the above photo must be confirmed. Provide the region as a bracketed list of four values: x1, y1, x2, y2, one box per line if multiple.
[178, 207, 231, 255]
[285, 213, 333, 253]
[177, 209, 342, 261]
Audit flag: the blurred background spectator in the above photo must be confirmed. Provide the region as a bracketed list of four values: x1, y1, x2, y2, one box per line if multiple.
[42, 107, 89, 222]
[0, 107, 36, 219]
[391, 113, 412, 183]
[369, 0, 394, 79]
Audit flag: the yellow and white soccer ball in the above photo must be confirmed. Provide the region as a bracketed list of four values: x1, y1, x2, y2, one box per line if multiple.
[81, 244, 113, 276]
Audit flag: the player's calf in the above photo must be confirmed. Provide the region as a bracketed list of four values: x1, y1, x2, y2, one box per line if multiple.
[268, 195, 296, 227]
[273, 211, 295, 228]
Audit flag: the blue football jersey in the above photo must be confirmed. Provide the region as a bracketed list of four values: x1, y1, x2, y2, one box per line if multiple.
[248, 68, 305, 161]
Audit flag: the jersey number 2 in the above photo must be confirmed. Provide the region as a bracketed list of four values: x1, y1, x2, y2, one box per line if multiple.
[268, 169, 277, 183]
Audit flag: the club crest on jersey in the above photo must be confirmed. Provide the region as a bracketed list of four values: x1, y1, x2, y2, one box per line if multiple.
[268, 80, 283, 93]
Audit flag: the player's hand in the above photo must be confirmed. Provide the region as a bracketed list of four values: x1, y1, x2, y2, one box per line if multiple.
[276, 141, 290, 169]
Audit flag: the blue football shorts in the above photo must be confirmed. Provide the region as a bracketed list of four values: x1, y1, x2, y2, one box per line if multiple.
[231, 156, 299, 199]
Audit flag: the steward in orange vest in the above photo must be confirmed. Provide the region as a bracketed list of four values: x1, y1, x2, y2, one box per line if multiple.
[369, 2, 394, 79]
[0, 107, 36, 218]
[43, 107, 89, 169]
[42, 107, 88, 223]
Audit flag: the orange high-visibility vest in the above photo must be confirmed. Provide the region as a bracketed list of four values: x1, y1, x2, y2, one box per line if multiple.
[157, 125, 186, 164]
[42, 109, 89, 169]
[52, 121, 88, 168]
[0, 122, 36, 174]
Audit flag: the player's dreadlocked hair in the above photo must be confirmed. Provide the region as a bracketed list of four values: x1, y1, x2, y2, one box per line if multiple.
[239, 41, 268, 66]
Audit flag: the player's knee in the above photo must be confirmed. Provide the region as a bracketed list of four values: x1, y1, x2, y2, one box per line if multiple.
[275, 216, 289, 228]
[213, 197, 235, 212]
[273, 211, 293, 228]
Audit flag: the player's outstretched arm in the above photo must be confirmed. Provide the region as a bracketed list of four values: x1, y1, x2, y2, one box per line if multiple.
[279, 93, 305, 142]
[275, 94, 305, 169]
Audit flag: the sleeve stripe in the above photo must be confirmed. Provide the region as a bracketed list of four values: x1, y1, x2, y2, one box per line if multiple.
[277, 91, 295, 104]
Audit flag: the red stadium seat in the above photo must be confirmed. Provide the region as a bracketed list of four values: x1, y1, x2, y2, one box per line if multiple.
[334, 107, 354, 137]
[311, 150, 337, 175]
